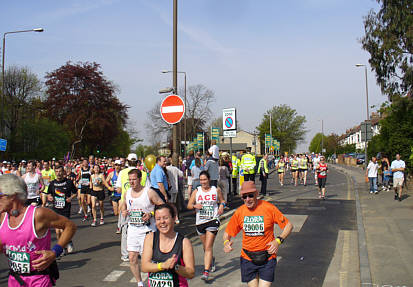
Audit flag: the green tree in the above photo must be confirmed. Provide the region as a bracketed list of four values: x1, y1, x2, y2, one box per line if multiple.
[361, 0, 413, 98]
[309, 133, 328, 154]
[336, 144, 357, 155]
[256, 105, 307, 153]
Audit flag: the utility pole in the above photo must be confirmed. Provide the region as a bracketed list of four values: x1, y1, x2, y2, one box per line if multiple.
[172, 0, 179, 166]
[321, 119, 324, 155]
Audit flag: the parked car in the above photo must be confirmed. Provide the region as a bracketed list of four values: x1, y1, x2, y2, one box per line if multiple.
[356, 154, 365, 165]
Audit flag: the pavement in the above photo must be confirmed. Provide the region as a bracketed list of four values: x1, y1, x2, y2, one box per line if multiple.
[333, 164, 413, 287]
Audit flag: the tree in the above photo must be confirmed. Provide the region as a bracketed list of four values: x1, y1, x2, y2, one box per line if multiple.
[361, 0, 413, 98]
[145, 84, 215, 144]
[256, 105, 307, 153]
[44, 62, 129, 156]
[309, 133, 328, 154]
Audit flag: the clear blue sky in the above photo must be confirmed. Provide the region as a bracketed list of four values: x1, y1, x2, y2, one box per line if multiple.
[1, 0, 383, 152]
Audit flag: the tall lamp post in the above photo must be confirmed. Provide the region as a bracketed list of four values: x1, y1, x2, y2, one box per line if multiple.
[1, 28, 44, 138]
[356, 64, 369, 168]
[162, 70, 187, 156]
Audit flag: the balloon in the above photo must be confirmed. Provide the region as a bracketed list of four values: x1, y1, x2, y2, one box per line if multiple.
[144, 154, 156, 172]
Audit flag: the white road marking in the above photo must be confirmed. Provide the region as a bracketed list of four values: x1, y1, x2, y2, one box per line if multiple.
[103, 270, 125, 282]
[161, 105, 184, 113]
[119, 262, 130, 267]
[130, 273, 148, 282]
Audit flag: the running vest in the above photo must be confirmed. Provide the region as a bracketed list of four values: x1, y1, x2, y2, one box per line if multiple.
[125, 186, 155, 231]
[111, 170, 121, 197]
[24, 173, 41, 199]
[0, 205, 52, 286]
[300, 158, 308, 169]
[291, 160, 299, 170]
[278, 161, 285, 173]
[80, 168, 91, 186]
[148, 231, 188, 287]
[195, 186, 219, 225]
[317, 163, 328, 178]
[41, 169, 55, 193]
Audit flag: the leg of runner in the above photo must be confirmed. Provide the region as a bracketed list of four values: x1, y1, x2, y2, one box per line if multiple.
[80, 193, 88, 221]
[77, 189, 83, 214]
[90, 196, 97, 226]
[200, 231, 216, 280]
[41, 192, 47, 207]
[99, 199, 104, 224]
[129, 251, 143, 285]
[303, 170, 307, 186]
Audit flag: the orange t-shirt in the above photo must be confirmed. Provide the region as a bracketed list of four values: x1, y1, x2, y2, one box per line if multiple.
[225, 200, 289, 261]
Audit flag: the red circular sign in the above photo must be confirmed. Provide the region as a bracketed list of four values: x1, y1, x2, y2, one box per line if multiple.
[160, 95, 185, 124]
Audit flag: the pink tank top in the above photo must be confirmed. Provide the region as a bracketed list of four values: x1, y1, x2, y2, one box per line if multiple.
[0, 205, 52, 287]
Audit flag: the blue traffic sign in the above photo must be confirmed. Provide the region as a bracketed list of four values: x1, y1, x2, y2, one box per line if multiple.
[0, 139, 7, 152]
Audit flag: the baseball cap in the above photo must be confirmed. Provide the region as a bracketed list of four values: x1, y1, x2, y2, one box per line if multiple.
[240, 181, 258, 195]
[115, 159, 122, 165]
[127, 153, 137, 161]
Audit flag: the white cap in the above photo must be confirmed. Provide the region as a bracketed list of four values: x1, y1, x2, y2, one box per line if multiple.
[2, 161, 7, 164]
[127, 153, 137, 161]
[115, 159, 122, 165]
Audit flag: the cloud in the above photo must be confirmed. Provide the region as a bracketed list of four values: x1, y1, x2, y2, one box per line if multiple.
[142, 1, 232, 55]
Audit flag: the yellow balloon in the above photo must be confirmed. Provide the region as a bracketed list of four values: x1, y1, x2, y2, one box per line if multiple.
[144, 154, 156, 172]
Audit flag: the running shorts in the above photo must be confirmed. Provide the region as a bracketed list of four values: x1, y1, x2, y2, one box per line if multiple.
[393, 177, 404, 187]
[111, 195, 121, 202]
[25, 197, 41, 206]
[91, 190, 105, 201]
[299, 169, 307, 172]
[318, 177, 327, 188]
[127, 227, 149, 253]
[80, 186, 90, 194]
[240, 257, 277, 283]
[187, 176, 193, 186]
[196, 219, 220, 235]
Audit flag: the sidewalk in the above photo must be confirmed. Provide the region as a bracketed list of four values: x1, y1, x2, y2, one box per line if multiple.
[333, 164, 413, 286]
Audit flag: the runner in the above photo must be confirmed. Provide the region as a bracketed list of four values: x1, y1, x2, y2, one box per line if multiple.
[107, 159, 122, 233]
[141, 204, 195, 287]
[276, 155, 286, 186]
[313, 153, 320, 185]
[299, 154, 308, 186]
[290, 155, 299, 186]
[0, 174, 77, 287]
[187, 171, 225, 281]
[22, 161, 45, 206]
[390, 153, 406, 202]
[120, 169, 164, 287]
[223, 181, 293, 287]
[41, 162, 56, 207]
[47, 165, 77, 255]
[90, 165, 113, 226]
[78, 159, 92, 222]
[316, 156, 328, 199]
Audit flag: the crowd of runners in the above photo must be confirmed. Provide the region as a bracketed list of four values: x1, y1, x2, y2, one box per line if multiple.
[2, 145, 405, 287]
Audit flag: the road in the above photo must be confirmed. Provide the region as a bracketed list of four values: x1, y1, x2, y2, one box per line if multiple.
[0, 167, 359, 286]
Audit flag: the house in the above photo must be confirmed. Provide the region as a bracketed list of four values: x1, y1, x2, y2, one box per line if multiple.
[218, 130, 261, 155]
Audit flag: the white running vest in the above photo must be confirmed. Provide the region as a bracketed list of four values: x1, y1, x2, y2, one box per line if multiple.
[24, 173, 41, 199]
[125, 186, 155, 232]
[195, 186, 219, 225]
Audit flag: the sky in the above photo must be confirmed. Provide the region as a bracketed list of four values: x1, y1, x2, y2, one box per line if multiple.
[1, 0, 384, 152]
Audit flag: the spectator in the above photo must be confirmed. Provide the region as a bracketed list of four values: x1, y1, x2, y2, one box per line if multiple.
[391, 154, 406, 202]
[366, 156, 379, 194]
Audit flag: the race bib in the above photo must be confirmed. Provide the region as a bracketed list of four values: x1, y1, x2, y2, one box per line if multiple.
[7, 250, 30, 274]
[55, 196, 66, 209]
[27, 183, 37, 193]
[199, 205, 214, 220]
[129, 210, 145, 226]
[80, 178, 90, 186]
[148, 271, 174, 287]
[243, 216, 265, 236]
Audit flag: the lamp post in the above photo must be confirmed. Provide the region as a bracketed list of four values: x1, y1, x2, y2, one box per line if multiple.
[162, 70, 187, 156]
[1, 28, 44, 138]
[356, 64, 369, 168]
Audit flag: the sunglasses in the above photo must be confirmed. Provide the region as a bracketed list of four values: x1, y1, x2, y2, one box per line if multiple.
[242, 193, 255, 200]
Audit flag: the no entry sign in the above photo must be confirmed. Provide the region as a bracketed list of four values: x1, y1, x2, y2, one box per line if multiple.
[222, 108, 236, 131]
[160, 95, 185, 124]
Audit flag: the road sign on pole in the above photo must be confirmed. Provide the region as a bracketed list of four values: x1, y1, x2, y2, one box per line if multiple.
[222, 108, 236, 131]
[0, 139, 6, 152]
[160, 95, 185, 124]
[223, 130, 236, 138]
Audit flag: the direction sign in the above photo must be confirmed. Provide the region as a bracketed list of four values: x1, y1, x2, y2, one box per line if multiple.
[222, 108, 236, 131]
[223, 130, 236, 138]
[160, 95, 185, 124]
[0, 139, 7, 152]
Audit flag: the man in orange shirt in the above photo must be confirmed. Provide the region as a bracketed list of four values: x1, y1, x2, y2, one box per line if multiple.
[223, 181, 293, 287]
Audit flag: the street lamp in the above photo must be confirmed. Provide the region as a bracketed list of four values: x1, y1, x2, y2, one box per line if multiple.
[1, 28, 44, 138]
[161, 70, 187, 156]
[355, 63, 369, 168]
[159, 87, 174, 94]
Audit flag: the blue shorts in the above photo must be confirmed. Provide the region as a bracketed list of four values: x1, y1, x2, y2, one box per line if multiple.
[240, 257, 277, 283]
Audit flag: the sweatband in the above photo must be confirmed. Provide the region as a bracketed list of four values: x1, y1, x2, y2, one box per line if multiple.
[52, 244, 64, 258]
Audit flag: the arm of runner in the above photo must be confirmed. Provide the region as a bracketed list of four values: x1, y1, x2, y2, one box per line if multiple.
[101, 174, 113, 191]
[216, 187, 225, 215]
[120, 199, 128, 218]
[175, 238, 195, 279]
[32, 207, 76, 271]
[148, 188, 166, 206]
[157, 182, 169, 202]
[105, 172, 113, 186]
[39, 177, 45, 193]
[223, 232, 234, 253]
[187, 189, 201, 210]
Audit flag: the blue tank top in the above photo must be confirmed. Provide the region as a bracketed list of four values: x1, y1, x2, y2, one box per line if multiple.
[111, 170, 121, 197]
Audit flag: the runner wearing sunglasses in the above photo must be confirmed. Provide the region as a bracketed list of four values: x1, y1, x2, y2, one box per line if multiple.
[223, 181, 293, 287]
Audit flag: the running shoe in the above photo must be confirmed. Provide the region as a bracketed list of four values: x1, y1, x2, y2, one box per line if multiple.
[211, 257, 216, 272]
[369, 191, 374, 194]
[87, 206, 91, 214]
[78, 207, 83, 215]
[201, 271, 210, 281]
[394, 194, 398, 200]
[121, 256, 129, 262]
[91, 220, 97, 227]
[81, 216, 88, 222]
[67, 242, 74, 254]
[100, 219, 104, 225]
[116, 227, 121, 234]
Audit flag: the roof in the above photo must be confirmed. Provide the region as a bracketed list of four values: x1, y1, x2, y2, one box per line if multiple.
[217, 143, 248, 151]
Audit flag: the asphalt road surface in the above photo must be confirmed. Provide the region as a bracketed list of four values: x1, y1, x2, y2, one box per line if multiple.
[0, 167, 358, 287]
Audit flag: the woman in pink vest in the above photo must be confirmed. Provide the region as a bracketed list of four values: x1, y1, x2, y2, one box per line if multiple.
[0, 174, 77, 286]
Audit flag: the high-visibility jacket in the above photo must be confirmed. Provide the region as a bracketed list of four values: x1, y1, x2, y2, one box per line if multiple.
[232, 156, 240, 178]
[299, 158, 308, 169]
[257, 158, 268, 175]
[291, 159, 299, 170]
[240, 153, 256, 174]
